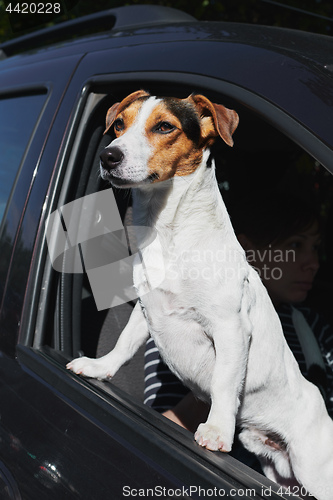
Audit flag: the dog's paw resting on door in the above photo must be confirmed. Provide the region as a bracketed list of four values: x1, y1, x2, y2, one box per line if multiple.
[67, 355, 116, 380]
[194, 423, 232, 452]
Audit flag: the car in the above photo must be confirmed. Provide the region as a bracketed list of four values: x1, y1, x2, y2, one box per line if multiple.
[0, 4, 333, 498]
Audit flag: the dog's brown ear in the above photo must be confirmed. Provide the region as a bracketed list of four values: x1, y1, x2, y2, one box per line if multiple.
[104, 102, 121, 135]
[188, 94, 239, 147]
[104, 90, 151, 135]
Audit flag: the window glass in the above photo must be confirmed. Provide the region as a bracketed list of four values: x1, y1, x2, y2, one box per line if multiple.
[0, 93, 46, 224]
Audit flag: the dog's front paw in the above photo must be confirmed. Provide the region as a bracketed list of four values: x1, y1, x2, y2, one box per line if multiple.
[66, 356, 114, 380]
[194, 423, 231, 452]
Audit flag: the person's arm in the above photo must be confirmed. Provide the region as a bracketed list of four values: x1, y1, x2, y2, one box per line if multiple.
[163, 392, 210, 432]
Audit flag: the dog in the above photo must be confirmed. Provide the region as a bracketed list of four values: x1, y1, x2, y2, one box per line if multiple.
[67, 90, 333, 499]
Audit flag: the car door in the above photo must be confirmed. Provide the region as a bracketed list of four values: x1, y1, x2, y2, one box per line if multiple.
[2, 27, 333, 499]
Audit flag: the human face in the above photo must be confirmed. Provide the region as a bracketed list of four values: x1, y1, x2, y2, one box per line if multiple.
[247, 221, 321, 306]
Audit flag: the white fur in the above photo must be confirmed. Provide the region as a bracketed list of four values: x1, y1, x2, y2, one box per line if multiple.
[68, 97, 333, 499]
[103, 98, 161, 185]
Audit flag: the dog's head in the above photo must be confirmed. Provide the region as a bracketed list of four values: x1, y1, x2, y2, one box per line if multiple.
[100, 90, 239, 188]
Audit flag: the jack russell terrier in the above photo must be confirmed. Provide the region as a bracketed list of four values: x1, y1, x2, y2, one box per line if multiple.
[67, 90, 333, 499]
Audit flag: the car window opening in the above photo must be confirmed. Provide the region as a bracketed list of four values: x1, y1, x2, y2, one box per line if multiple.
[42, 88, 333, 472]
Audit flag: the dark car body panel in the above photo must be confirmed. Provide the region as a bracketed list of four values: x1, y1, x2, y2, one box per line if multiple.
[0, 7, 332, 498]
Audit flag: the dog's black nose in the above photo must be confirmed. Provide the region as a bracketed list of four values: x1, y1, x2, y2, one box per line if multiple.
[100, 146, 124, 171]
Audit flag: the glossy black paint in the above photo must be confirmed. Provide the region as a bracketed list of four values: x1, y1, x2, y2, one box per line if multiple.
[0, 6, 332, 498]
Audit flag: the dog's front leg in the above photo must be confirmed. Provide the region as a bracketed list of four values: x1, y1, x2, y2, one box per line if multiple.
[194, 317, 250, 452]
[67, 301, 149, 380]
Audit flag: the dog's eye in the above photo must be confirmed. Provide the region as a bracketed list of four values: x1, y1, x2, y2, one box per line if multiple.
[114, 119, 124, 132]
[156, 121, 175, 134]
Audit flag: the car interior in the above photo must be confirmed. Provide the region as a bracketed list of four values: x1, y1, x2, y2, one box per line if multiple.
[38, 79, 333, 413]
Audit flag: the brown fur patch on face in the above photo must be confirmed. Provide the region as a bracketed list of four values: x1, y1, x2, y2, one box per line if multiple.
[145, 100, 203, 182]
[104, 90, 150, 135]
[113, 100, 145, 138]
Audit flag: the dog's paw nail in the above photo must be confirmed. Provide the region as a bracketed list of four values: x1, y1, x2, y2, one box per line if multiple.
[218, 442, 227, 452]
[195, 423, 231, 452]
[194, 431, 208, 448]
[197, 437, 207, 447]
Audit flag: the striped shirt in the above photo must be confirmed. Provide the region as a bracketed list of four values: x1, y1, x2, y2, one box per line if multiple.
[144, 304, 333, 418]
